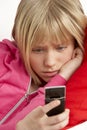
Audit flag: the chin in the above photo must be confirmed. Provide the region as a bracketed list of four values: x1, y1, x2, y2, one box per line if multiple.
[43, 78, 51, 83]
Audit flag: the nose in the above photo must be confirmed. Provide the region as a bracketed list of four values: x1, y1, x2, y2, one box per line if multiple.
[44, 51, 56, 67]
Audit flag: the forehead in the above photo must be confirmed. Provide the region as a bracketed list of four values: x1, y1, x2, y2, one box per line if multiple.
[32, 39, 75, 50]
[31, 28, 74, 48]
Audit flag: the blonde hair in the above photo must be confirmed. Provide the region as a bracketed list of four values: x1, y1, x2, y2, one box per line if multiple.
[12, 0, 87, 85]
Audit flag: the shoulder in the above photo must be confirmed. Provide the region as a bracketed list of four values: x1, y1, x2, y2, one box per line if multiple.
[0, 39, 20, 75]
[0, 39, 29, 83]
[0, 39, 19, 55]
[0, 39, 19, 59]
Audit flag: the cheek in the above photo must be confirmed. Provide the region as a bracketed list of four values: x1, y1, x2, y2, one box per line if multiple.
[30, 57, 36, 65]
[30, 58, 36, 67]
[30, 56, 41, 71]
[61, 50, 74, 63]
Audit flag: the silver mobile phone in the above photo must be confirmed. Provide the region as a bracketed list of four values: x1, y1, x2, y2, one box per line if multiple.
[45, 86, 66, 116]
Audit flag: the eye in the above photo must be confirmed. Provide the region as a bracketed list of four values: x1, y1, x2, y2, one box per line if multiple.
[56, 45, 67, 52]
[32, 48, 45, 53]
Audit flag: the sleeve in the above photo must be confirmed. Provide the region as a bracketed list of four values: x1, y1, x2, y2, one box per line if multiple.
[45, 74, 66, 87]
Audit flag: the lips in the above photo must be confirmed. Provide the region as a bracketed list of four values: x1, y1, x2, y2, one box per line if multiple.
[43, 71, 58, 77]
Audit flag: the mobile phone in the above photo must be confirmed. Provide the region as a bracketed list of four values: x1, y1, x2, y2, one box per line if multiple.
[45, 86, 66, 116]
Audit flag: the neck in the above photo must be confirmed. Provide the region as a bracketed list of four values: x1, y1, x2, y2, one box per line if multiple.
[29, 80, 46, 93]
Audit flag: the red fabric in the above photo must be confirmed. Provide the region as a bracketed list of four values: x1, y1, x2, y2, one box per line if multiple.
[64, 28, 87, 129]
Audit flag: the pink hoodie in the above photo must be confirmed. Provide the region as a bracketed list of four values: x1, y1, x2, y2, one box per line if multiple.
[0, 39, 66, 130]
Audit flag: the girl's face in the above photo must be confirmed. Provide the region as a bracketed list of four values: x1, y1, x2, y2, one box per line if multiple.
[30, 36, 75, 83]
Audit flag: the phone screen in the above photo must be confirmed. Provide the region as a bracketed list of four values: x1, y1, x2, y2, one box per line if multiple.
[45, 86, 66, 116]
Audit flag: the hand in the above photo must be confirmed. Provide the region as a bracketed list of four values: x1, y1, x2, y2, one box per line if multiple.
[16, 100, 70, 130]
[59, 47, 83, 80]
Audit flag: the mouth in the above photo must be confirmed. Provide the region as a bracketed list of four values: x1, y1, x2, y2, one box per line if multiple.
[43, 71, 58, 77]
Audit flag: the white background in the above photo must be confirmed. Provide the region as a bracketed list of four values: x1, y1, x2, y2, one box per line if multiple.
[0, 0, 20, 40]
[0, 0, 87, 40]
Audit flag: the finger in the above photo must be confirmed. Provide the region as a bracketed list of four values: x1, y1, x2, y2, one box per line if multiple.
[49, 116, 69, 130]
[45, 109, 70, 125]
[28, 100, 60, 119]
[43, 100, 60, 114]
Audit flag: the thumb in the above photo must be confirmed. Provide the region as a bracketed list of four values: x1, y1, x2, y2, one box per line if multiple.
[43, 100, 60, 113]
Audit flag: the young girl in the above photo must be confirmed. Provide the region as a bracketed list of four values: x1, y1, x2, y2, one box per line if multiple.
[0, 0, 87, 130]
